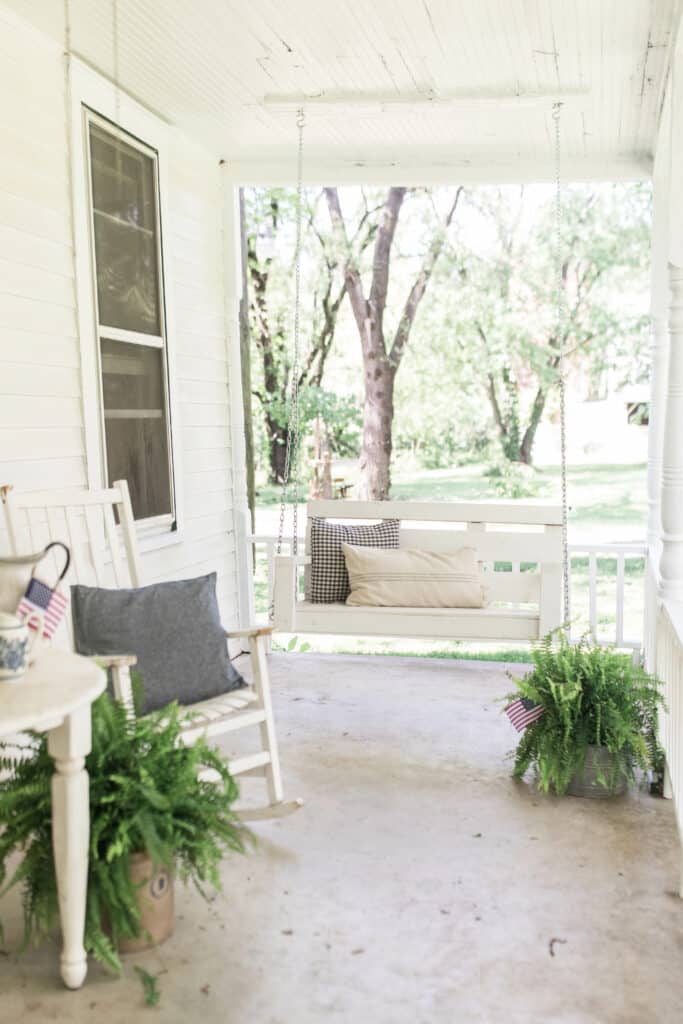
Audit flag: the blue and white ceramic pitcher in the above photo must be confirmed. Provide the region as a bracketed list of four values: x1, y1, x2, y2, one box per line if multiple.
[0, 611, 41, 681]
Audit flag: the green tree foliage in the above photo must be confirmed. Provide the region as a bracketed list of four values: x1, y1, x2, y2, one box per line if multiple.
[245, 183, 651, 485]
[245, 187, 375, 483]
[324, 186, 462, 499]
[398, 183, 651, 467]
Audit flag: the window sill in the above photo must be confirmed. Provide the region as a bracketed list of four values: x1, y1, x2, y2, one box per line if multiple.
[136, 526, 184, 554]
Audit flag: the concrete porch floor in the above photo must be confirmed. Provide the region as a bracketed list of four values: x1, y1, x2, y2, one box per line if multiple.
[1, 652, 682, 1023]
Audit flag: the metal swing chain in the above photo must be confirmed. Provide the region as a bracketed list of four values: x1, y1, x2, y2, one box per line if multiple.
[553, 101, 571, 626]
[275, 108, 306, 565]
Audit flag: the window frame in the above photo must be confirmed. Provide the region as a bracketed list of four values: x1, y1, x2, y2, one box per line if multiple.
[69, 59, 183, 548]
[85, 110, 175, 530]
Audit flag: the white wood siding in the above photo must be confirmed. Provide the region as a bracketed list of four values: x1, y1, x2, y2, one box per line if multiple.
[151, 133, 239, 620]
[0, 7, 242, 627]
[0, 9, 83, 494]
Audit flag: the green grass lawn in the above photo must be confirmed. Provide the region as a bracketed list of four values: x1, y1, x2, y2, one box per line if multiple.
[389, 461, 647, 538]
[257, 461, 647, 537]
[253, 461, 648, 660]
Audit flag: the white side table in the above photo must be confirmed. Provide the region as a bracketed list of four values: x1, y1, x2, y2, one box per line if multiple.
[0, 650, 105, 989]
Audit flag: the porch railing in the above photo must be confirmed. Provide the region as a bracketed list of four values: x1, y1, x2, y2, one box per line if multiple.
[567, 542, 646, 652]
[247, 533, 647, 651]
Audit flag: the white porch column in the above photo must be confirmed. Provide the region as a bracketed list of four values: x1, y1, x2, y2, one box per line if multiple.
[659, 263, 683, 602]
[647, 312, 670, 549]
[222, 177, 256, 633]
[643, 147, 671, 668]
[644, 310, 668, 670]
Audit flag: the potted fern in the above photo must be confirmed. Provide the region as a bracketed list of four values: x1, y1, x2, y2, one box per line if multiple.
[0, 692, 249, 973]
[506, 632, 664, 797]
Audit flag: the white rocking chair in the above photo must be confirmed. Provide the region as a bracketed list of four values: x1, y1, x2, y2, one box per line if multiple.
[1, 480, 302, 822]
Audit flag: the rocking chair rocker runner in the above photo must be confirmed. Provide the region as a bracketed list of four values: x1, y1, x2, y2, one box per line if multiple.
[271, 102, 571, 640]
[1, 480, 303, 823]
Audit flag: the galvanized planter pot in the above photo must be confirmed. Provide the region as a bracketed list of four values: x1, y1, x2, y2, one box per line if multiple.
[118, 852, 175, 953]
[565, 745, 628, 799]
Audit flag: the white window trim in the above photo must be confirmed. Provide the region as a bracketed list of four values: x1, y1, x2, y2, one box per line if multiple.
[69, 57, 183, 549]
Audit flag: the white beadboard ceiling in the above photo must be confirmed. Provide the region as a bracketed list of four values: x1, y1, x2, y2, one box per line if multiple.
[4, 0, 682, 183]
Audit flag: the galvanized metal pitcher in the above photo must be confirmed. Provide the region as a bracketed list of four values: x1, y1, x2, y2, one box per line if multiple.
[0, 543, 70, 627]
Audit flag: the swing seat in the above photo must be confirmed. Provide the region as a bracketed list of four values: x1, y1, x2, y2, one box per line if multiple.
[272, 500, 564, 643]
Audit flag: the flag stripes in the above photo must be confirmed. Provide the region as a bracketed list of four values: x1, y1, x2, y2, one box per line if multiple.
[504, 696, 545, 732]
[17, 578, 68, 639]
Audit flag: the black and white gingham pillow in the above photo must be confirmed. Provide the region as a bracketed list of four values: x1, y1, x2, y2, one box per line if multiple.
[309, 518, 400, 603]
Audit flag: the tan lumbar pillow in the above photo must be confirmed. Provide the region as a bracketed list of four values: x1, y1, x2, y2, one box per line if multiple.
[342, 544, 487, 608]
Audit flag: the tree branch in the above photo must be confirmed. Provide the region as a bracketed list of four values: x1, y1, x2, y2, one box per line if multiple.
[324, 186, 370, 346]
[388, 187, 463, 369]
[369, 187, 407, 350]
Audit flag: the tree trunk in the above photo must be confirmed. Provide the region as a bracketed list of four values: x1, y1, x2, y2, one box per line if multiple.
[266, 416, 289, 484]
[324, 186, 461, 501]
[518, 386, 547, 465]
[359, 359, 395, 500]
[247, 220, 290, 486]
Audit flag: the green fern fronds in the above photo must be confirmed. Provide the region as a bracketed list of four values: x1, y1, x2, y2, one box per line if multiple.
[135, 966, 161, 1007]
[0, 691, 251, 974]
[505, 630, 665, 795]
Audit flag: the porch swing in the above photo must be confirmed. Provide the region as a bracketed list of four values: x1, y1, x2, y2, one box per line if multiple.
[271, 106, 569, 645]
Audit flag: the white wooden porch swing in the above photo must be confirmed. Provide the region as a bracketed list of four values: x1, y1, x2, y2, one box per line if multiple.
[270, 105, 571, 644]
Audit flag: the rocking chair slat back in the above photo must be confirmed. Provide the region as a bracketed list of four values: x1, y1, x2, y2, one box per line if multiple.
[103, 503, 125, 587]
[1, 481, 137, 646]
[84, 505, 106, 587]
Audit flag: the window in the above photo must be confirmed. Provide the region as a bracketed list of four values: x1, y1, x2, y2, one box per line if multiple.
[86, 115, 174, 524]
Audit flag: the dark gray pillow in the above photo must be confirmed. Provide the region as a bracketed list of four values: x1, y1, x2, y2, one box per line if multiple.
[309, 517, 400, 603]
[71, 572, 246, 714]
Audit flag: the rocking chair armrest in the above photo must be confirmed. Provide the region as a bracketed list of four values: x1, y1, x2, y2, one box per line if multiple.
[92, 653, 138, 669]
[226, 626, 274, 639]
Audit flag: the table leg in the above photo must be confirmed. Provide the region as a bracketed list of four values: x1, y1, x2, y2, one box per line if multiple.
[47, 705, 92, 990]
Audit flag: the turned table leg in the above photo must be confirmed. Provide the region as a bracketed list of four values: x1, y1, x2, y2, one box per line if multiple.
[47, 705, 92, 990]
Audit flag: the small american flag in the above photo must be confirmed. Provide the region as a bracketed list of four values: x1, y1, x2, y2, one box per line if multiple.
[17, 578, 68, 639]
[505, 696, 545, 732]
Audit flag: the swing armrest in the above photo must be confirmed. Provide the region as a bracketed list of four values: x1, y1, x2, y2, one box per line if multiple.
[272, 555, 310, 631]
